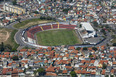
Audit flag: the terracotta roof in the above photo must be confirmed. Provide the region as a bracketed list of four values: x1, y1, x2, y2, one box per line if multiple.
[113, 62, 116, 65]
[102, 70, 105, 75]
[47, 47, 52, 51]
[88, 66, 96, 69]
[62, 70, 67, 74]
[90, 60, 95, 63]
[46, 73, 57, 76]
[91, 72, 96, 75]
[21, 60, 28, 64]
[111, 69, 114, 74]
[68, 46, 75, 50]
[65, 66, 72, 70]
[12, 68, 18, 74]
[46, 65, 55, 72]
[75, 70, 81, 74]
[4, 52, 10, 55]
[20, 49, 27, 52]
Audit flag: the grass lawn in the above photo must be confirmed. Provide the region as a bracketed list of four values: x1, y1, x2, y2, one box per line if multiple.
[13, 18, 53, 29]
[36, 29, 81, 46]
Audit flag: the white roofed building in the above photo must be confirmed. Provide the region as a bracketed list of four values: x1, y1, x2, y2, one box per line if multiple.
[80, 22, 96, 38]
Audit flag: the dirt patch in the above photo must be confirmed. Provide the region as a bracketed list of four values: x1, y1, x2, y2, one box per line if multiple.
[0, 29, 10, 43]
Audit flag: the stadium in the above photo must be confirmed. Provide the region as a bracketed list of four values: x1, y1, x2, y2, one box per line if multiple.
[21, 22, 83, 48]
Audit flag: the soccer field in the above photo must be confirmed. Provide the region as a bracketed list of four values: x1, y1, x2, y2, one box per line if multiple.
[36, 29, 81, 46]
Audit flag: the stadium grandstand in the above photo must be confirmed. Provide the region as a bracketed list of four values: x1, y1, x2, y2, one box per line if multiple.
[23, 22, 77, 47]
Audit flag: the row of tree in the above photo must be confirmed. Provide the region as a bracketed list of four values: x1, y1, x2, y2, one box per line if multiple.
[40, 16, 56, 21]
[76, 47, 98, 51]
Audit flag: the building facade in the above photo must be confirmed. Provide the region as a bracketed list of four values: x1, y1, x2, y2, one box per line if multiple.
[4, 3, 26, 14]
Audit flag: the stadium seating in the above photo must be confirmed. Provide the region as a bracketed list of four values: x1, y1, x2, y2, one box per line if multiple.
[26, 24, 77, 39]
[42, 25, 51, 30]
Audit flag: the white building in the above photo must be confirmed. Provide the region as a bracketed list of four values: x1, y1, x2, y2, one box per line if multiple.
[80, 22, 96, 38]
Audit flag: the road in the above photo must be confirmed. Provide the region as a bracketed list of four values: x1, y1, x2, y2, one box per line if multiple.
[96, 31, 111, 46]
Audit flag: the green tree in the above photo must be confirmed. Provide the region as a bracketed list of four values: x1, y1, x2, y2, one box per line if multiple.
[102, 63, 107, 69]
[17, 18, 21, 23]
[11, 48, 17, 52]
[12, 56, 19, 61]
[89, 55, 93, 58]
[0, 42, 4, 52]
[83, 47, 88, 51]
[63, 9, 70, 14]
[12, 0, 17, 5]
[92, 47, 98, 51]
[5, 44, 12, 52]
[36, 68, 46, 76]
[76, 47, 81, 50]
[93, 21, 98, 27]
[110, 75, 114, 77]
[33, 11, 39, 14]
[113, 43, 116, 46]
[70, 71, 77, 77]
[79, 24, 82, 28]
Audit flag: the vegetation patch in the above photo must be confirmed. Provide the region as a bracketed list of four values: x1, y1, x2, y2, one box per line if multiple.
[36, 29, 81, 46]
[4, 29, 19, 50]
[111, 35, 116, 43]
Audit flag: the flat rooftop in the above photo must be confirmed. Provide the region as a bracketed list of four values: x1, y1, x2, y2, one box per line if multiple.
[81, 22, 94, 31]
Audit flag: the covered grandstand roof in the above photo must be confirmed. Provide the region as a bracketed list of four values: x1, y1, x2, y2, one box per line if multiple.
[81, 22, 94, 31]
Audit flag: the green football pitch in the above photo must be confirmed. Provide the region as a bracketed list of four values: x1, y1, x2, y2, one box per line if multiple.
[36, 29, 81, 46]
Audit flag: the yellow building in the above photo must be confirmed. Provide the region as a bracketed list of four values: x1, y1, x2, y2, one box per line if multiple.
[4, 3, 26, 14]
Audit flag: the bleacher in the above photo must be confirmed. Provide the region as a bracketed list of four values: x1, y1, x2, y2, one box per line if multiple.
[42, 25, 51, 30]
[26, 23, 77, 40]
[26, 31, 35, 39]
[52, 24, 58, 29]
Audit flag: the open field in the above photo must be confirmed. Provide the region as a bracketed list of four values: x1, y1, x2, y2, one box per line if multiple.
[0, 28, 19, 49]
[13, 18, 53, 29]
[36, 29, 81, 46]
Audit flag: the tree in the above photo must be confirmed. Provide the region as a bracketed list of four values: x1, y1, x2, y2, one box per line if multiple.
[12, 56, 19, 61]
[11, 48, 17, 52]
[76, 47, 81, 50]
[5, 44, 12, 52]
[110, 75, 114, 77]
[0, 42, 4, 52]
[33, 11, 39, 14]
[102, 63, 107, 69]
[17, 18, 21, 23]
[92, 47, 98, 51]
[113, 43, 116, 46]
[79, 24, 82, 28]
[36, 68, 46, 76]
[89, 55, 93, 58]
[83, 47, 88, 51]
[101, 29, 106, 35]
[12, 0, 17, 5]
[93, 21, 98, 27]
[70, 71, 77, 77]
[63, 9, 70, 14]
